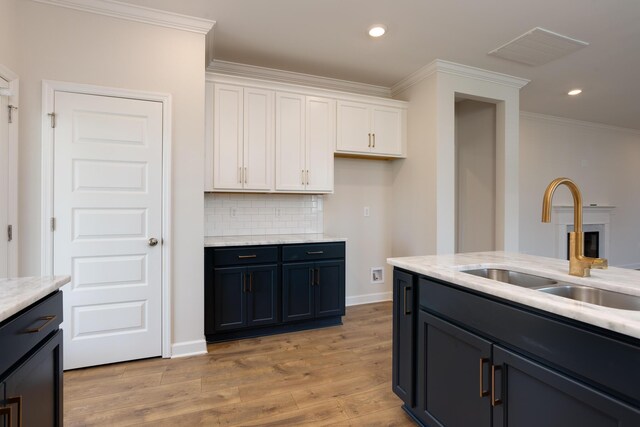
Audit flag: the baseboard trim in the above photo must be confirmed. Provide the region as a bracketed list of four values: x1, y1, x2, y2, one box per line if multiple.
[171, 339, 208, 358]
[346, 291, 392, 307]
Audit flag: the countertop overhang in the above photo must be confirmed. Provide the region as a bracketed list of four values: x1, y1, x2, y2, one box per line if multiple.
[0, 276, 71, 323]
[387, 251, 640, 340]
[205, 233, 347, 247]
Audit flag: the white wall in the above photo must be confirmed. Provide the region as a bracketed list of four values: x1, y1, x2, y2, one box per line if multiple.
[324, 158, 394, 304]
[0, 0, 18, 71]
[15, 2, 206, 354]
[519, 113, 640, 268]
[455, 100, 496, 253]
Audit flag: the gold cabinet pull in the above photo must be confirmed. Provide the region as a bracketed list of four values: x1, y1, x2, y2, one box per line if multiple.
[301, 169, 305, 185]
[23, 315, 57, 334]
[479, 358, 490, 397]
[0, 406, 11, 427]
[491, 365, 503, 406]
[315, 268, 320, 286]
[244, 167, 247, 184]
[249, 272, 253, 292]
[372, 133, 376, 148]
[306, 170, 310, 185]
[238, 166, 242, 184]
[306, 251, 324, 255]
[309, 268, 314, 286]
[403, 286, 411, 315]
[368, 133, 372, 148]
[243, 272, 247, 293]
[238, 255, 257, 259]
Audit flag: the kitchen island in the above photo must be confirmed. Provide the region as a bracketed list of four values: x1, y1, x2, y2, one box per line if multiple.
[387, 252, 640, 427]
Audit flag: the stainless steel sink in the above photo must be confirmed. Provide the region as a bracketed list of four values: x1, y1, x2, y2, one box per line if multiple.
[537, 285, 640, 311]
[462, 268, 558, 288]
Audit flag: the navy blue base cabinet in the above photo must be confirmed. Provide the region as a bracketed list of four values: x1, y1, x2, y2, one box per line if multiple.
[392, 269, 640, 427]
[205, 242, 345, 342]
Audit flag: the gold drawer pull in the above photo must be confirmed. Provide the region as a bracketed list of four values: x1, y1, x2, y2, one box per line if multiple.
[0, 406, 11, 427]
[306, 251, 324, 255]
[238, 255, 257, 259]
[491, 365, 503, 406]
[479, 358, 490, 397]
[23, 315, 57, 334]
[1, 396, 22, 427]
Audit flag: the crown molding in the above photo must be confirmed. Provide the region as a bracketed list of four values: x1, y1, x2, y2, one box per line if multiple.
[31, 0, 215, 34]
[520, 111, 640, 136]
[207, 60, 392, 98]
[391, 59, 530, 96]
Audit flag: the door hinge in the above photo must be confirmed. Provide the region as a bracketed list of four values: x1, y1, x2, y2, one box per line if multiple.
[50, 217, 56, 232]
[7, 225, 12, 242]
[48, 112, 56, 128]
[8, 105, 17, 124]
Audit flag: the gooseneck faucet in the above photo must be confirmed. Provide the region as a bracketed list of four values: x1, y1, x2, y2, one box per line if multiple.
[541, 178, 608, 277]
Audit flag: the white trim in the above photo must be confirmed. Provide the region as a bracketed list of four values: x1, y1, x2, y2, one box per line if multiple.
[346, 291, 392, 307]
[31, 0, 215, 34]
[208, 60, 392, 98]
[41, 80, 173, 358]
[520, 111, 640, 136]
[171, 339, 208, 358]
[391, 59, 530, 97]
[206, 72, 407, 109]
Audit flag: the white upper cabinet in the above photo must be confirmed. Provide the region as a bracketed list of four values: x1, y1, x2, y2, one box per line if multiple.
[336, 100, 406, 158]
[212, 83, 273, 192]
[275, 93, 334, 193]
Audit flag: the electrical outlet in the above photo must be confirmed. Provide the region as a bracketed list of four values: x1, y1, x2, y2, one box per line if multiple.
[364, 206, 370, 217]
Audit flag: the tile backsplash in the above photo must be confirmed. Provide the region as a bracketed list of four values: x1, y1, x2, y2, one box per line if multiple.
[204, 194, 324, 236]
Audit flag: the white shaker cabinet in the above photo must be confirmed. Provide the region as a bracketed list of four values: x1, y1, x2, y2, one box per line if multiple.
[212, 83, 274, 191]
[275, 93, 334, 193]
[336, 100, 406, 158]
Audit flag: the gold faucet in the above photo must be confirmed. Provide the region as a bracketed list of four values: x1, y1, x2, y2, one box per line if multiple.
[541, 178, 608, 277]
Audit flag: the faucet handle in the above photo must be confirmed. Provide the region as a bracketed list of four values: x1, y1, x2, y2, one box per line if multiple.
[590, 257, 608, 269]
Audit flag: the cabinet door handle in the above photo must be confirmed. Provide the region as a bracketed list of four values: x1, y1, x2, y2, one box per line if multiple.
[368, 133, 372, 148]
[403, 287, 411, 315]
[239, 166, 242, 184]
[306, 251, 324, 255]
[306, 170, 310, 185]
[23, 315, 57, 333]
[244, 167, 248, 184]
[315, 268, 320, 286]
[372, 133, 376, 148]
[302, 169, 305, 185]
[243, 272, 247, 293]
[309, 268, 315, 286]
[238, 255, 257, 259]
[249, 272, 253, 292]
[479, 358, 490, 397]
[491, 365, 503, 406]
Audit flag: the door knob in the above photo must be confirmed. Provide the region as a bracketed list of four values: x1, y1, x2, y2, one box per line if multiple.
[148, 238, 159, 247]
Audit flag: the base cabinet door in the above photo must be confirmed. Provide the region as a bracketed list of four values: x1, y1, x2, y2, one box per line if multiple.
[492, 345, 640, 427]
[416, 310, 492, 427]
[247, 265, 278, 327]
[2, 330, 63, 427]
[314, 260, 345, 318]
[213, 266, 247, 331]
[282, 262, 315, 322]
[392, 270, 414, 407]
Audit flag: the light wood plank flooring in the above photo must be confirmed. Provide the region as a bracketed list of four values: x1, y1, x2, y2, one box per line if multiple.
[64, 301, 415, 426]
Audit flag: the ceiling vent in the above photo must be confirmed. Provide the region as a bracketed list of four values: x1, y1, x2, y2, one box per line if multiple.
[488, 27, 589, 66]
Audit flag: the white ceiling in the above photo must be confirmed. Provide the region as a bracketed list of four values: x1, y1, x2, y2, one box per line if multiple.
[121, 0, 640, 130]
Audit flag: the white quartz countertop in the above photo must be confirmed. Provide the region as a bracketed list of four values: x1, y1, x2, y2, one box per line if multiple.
[204, 234, 347, 247]
[387, 251, 640, 340]
[0, 276, 70, 323]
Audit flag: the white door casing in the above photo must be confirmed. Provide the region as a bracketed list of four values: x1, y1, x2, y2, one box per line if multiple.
[275, 92, 305, 191]
[305, 96, 335, 193]
[51, 90, 165, 369]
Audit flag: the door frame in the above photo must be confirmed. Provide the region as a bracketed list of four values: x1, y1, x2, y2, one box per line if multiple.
[0, 63, 19, 277]
[41, 80, 173, 358]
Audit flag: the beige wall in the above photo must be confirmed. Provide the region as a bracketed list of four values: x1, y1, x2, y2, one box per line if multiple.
[455, 100, 496, 253]
[519, 113, 640, 268]
[15, 2, 206, 352]
[324, 158, 393, 303]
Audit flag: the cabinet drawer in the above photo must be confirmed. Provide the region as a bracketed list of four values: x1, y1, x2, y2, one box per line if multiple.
[282, 242, 345, 262]
[212, 246, 278, 267]
[0, 290, 63, 376]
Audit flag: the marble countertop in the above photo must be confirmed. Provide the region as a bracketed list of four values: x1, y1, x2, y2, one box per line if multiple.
[387, 251, 640, 340]
[205, 234, 347, 247]
[0, 276, 71, 323]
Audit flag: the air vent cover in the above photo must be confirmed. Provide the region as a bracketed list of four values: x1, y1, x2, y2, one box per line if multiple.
[489, 27, 588, 66]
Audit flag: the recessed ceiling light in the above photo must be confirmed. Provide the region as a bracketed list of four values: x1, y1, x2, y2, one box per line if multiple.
[368, 25, 387, 38]
[568, 89, 582, 96]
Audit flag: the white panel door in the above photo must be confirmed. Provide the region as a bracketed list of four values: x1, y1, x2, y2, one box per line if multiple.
[0, 93, 8, 278]
[306, 96, 335, 193]
[214, 84, 243, 190]
[275, 92, 305, 191]
[336, 101, 370, 153]
[243, 88, 273, 191]
[53, 91, 163, 369]
[371, 106, 403, 156]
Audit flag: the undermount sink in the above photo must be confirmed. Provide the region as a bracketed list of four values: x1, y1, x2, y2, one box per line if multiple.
[462, 268, 558, 288]
[537, 285, 640, 311]
[461, 268, 640, 311]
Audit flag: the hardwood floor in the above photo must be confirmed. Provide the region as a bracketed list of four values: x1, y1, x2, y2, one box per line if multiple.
[63, 301, 415, 426]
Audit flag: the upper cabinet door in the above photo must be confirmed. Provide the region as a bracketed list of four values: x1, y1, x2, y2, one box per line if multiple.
[244, 88, 274, 191]
[371, 106, 404, 156]
[213, 84, 243, 190]
[305, 96, 335, 193]
[275, 92, 306, 192]
[336, 101, 370, 153]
